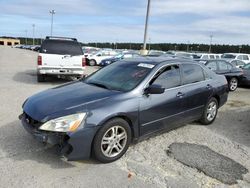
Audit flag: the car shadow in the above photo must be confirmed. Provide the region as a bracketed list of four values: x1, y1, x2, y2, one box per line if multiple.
[0, 120, 98, 168]
[208, 109, 250, 148]
[239, 85, 250, 89]
[12, 70, 72, 85]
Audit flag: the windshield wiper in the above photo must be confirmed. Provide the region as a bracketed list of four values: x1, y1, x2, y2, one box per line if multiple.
[87, 82, 110, 90]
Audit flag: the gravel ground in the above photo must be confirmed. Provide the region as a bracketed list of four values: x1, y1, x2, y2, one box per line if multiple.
[0, 46, 250, 188]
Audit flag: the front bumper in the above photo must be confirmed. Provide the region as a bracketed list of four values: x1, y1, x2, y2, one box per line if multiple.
[19, 113, 98, 161]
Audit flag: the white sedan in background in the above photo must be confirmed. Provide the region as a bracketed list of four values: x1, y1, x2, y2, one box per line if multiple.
[87, 50, 118, 66]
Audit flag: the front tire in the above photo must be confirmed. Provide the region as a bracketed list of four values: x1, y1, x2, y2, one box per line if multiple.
[93, 118, 131, 163]
[200, 97, 218, 125]
[229, 77, 238, 91]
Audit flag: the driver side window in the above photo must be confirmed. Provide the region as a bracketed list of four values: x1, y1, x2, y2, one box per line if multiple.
[151, 65, 181, 89]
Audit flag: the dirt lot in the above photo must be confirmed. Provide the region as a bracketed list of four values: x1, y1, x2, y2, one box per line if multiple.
[0, 46, 250, 188]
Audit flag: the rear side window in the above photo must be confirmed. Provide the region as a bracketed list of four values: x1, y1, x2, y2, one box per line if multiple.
[218, 61, 230, 70]
[182, 64, 205, 84]
[40, 40, 83, 55]
[237, 55, 243, 60]
[152, 65, 181, 89]
[242, 55, 249, 60]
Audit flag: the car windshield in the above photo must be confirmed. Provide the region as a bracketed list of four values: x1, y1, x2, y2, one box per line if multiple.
[222, 54, 236, 59]
[40, 40, 83, 55]
[84, 62, 153, 92]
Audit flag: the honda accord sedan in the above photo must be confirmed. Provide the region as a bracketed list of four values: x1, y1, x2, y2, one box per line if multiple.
[20, 57, 228, 163]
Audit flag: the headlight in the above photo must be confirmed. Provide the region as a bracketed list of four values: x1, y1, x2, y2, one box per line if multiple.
[39, 113, 86, 132]
[106, 61, 111, 64]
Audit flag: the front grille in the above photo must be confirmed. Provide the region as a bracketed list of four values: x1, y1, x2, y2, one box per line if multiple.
[24, 113, 42, 129]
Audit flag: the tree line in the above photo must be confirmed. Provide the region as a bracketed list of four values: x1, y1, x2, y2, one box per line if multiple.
[18, 37, 250, 54]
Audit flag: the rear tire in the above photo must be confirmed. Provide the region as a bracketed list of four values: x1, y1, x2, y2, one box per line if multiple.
[37, 74, 46, 82]
[229, 77, 238, 91]
[89, 59, 96, 66]
[93, 118, 131, 163]
[200, 97, 218, 125]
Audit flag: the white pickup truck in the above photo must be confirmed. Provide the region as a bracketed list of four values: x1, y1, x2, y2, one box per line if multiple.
[37, 36, 86, 82]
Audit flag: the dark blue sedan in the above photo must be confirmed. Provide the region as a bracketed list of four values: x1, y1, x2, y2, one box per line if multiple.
[20, 57, 228, 163]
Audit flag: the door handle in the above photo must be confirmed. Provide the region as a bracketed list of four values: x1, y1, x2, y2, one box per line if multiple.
[176, 92, 184, 98]
[206, 84, 212, 90]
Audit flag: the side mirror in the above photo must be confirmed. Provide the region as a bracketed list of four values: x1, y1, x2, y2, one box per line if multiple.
[97, 54, 101, 57]
[144, 84, 165, 95]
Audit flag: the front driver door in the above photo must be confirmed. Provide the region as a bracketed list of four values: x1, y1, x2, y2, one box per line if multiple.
[139, 64, 185, 136]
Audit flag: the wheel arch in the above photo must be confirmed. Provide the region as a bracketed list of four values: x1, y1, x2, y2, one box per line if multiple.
[212, 94, 220, 107]
[97, 114, 137, 140]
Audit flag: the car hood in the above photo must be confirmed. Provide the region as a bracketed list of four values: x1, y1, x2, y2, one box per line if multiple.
[23, 81, 120, 122]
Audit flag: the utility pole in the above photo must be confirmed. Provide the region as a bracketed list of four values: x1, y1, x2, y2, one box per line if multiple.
[50, 10, 56, 36]
[209, 34, 213, 53]
[142, 0, 151, 54]
[32, 24, 35, 45]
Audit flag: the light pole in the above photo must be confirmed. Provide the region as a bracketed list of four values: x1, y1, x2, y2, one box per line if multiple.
[32, 24, 35, 45]
[50, 10, 56, 36]
[142, 0, 151, 54]
[209, 34, 213, 53]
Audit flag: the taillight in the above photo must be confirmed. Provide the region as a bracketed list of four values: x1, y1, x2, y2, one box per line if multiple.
[82, 57, 86, 67]
[37, 55, 42, 65]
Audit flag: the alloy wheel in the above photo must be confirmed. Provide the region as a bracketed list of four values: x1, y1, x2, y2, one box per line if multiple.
[206, 101, 217, 122]
[229, 78, 238, 91]
[101, 125, 127, 158]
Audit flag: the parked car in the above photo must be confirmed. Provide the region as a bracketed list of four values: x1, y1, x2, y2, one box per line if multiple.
[31, 45, 40, 52]
[20, 57, 228, 163]
[87, 50, 118, 66]
[240, 63, 250, 86]
[82, 47, 100, 59]
[204, 59, 243, 91]
[99, 53, 141, 66]
[221, 53, 250, 64]
[199, 53, 221, 60]
[227, 59, 246, 68]
[37, 36, 85, 82]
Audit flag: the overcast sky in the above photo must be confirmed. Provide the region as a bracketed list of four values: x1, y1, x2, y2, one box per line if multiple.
[1, 0, 250, 44]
